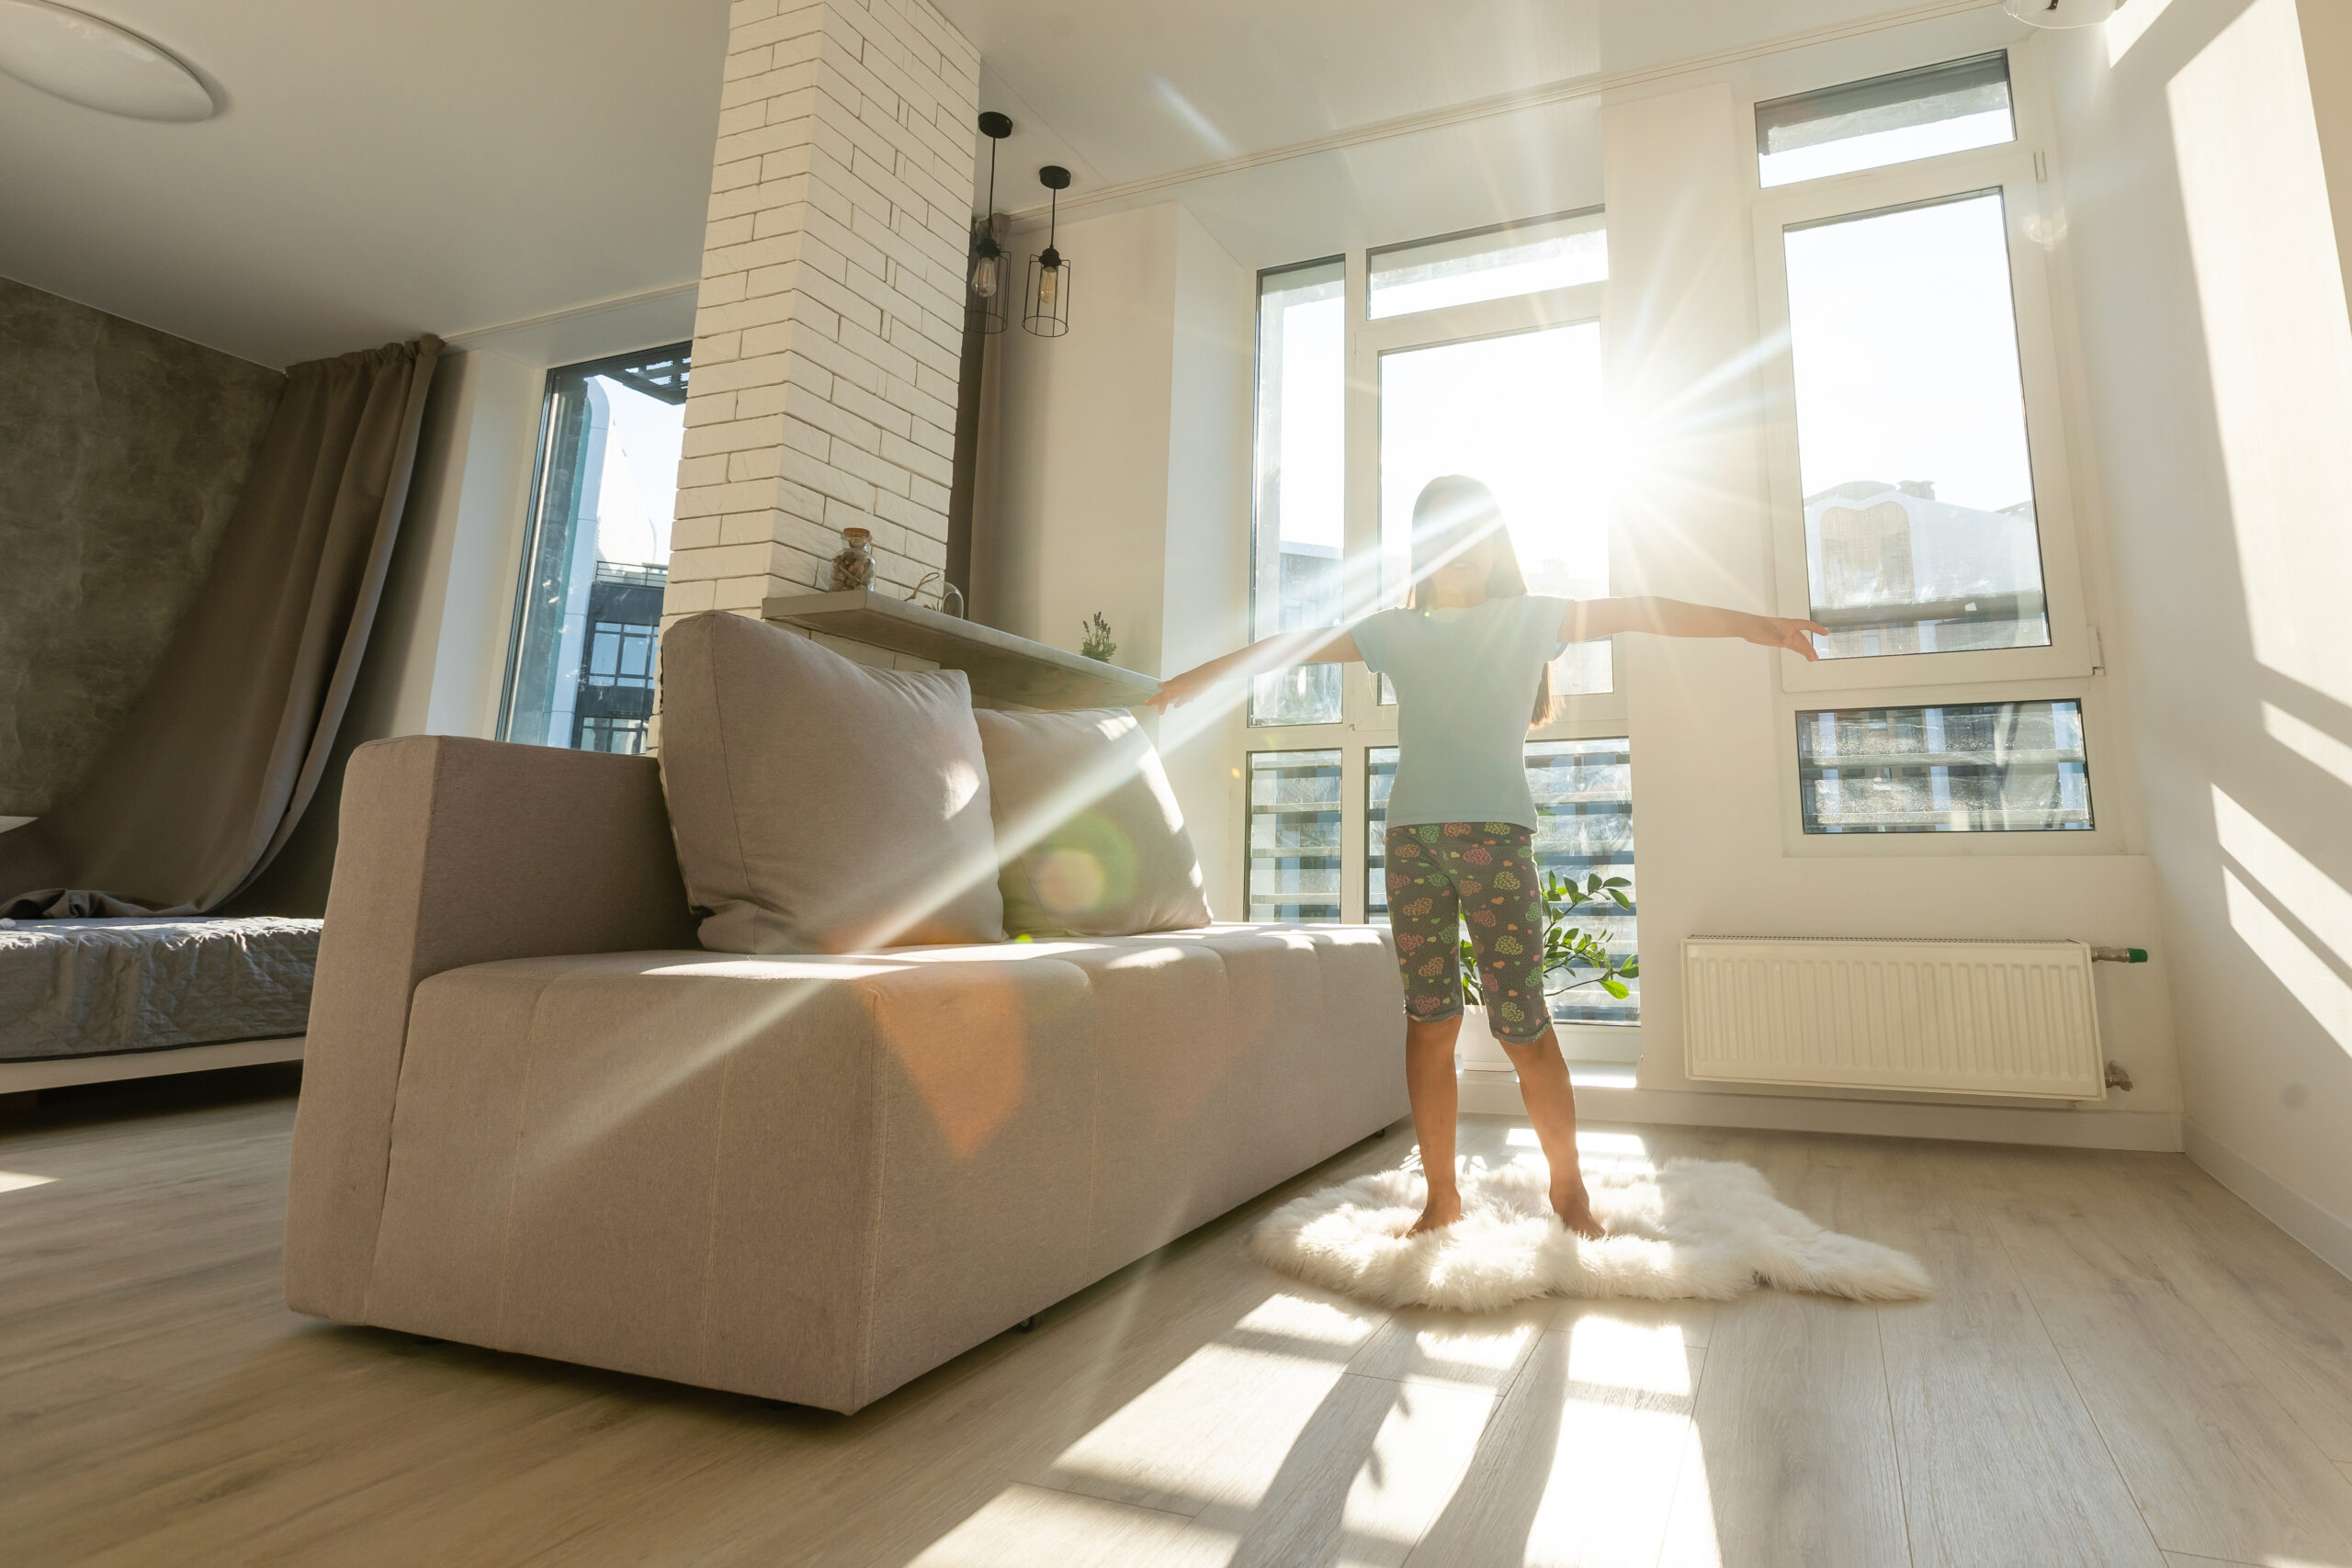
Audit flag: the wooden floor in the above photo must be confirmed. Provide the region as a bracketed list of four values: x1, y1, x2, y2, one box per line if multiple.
[6, 1070, 2352, 1568]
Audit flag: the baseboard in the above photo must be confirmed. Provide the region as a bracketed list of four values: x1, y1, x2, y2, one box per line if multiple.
[0, 1035, 306, 1094]
[2182, 1119, 2352, 1283]
[1456, 1067, 2183, 1152]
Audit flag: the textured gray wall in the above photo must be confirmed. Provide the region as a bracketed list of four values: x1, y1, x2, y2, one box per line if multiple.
[0, 278, 284, 816]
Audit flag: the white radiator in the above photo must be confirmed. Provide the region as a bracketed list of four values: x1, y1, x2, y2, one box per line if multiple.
[1682, 937, 2105, 1100]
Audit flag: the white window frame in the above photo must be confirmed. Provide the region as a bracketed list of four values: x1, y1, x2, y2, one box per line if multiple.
[1770, 674, 2127, 858]
[1742, 43, 2123, 858]
[1752, 147, 2093, 693]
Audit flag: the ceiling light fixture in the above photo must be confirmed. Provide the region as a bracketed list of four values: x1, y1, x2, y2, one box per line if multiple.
[1023, 165, 1072, 339]
[967, 110, 1012, 334]
[1998, 0, 2115, 27]
[0, 0, 213, 120]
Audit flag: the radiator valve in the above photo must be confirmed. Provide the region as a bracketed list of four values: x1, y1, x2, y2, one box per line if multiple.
[2090, 946, 2148, 963]
[2105, 1060, 2134, 1091]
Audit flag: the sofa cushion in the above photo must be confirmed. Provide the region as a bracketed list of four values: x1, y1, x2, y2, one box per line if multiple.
[658, 613, 1006, 953]
[972, 708, 1212, 936]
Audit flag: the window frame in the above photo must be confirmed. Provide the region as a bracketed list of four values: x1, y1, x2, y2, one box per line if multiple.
[1247, 255, 1349, 728]
[1751, 145, 2093, 694]
[1770, 674, 2126, 857]
[497, 340, 691, 749]
[1241, 249, 1633, 924]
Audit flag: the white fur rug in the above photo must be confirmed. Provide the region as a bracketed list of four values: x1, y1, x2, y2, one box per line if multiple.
[1251, 1158, 1931, 1312]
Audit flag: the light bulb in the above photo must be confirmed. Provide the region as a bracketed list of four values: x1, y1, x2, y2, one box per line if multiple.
[969, 252, 999, 299]
[1038, 265, 1058, 308]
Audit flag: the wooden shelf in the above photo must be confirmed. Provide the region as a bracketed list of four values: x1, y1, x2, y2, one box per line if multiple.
[762, 590, 1159, 710]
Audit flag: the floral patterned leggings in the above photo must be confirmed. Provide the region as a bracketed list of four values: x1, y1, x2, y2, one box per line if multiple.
[1384, 822, 1552, 1046]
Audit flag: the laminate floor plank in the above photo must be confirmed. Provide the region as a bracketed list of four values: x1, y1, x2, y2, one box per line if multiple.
[1404, 1310, 1705, 1568]
[1851, 1147, 2165, 1568]
[1994, 1194, 2352, 1564]
[14, 1090, 2352, 1568]
[1655, 1292, 1907, 1568]
[2054, 1156, 2352, 1462]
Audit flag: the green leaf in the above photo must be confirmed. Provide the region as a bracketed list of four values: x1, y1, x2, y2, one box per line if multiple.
[1609, 889, 1631, 909]
[1603, 877, 1630, 888]
[1601, 978, 1629, 998]
[1619, 961, 1639, 978]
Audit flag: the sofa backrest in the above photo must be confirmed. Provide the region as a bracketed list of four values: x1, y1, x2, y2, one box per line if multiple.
[284, 734, 699, 1321]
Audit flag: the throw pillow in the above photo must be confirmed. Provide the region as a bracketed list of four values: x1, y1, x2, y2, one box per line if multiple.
[658, 613, 1006, 953]
[972, 708, 1212, 937]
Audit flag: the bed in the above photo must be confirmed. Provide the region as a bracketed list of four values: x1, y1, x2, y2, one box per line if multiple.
[0, 916, 317, 1090]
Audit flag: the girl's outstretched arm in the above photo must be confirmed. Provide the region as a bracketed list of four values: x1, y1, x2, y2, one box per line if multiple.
[1148, 626, 1363, 712]
[1565, 596, 1827, 662]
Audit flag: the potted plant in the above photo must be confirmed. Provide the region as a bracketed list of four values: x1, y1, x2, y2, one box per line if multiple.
[1454, 871, 1638, 1067]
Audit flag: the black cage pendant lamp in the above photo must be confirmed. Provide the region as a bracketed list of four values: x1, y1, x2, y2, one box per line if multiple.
[967, 111, 1012, 333]
[1023, 165, 1072, 338]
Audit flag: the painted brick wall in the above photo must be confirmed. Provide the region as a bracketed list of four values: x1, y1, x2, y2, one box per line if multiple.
[663, 0, 980, 628]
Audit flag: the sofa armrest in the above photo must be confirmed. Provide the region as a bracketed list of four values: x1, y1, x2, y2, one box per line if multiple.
[286, 734, 698, 1319]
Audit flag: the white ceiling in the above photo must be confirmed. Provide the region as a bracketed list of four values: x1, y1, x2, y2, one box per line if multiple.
[0, 0, 1960, 367]
[0, 0, 729, 367]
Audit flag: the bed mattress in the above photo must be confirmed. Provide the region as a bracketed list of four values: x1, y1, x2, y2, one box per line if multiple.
[0, 916, 321, 1061]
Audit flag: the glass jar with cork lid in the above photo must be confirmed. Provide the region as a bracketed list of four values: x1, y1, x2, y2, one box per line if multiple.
[827, 527, 876, 591]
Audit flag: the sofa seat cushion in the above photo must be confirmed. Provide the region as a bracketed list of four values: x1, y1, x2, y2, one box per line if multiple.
[366, 924, 1401, 1411]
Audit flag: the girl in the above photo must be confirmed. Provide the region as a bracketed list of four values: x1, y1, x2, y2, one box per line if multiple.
[1150, 475, 1825, 1238]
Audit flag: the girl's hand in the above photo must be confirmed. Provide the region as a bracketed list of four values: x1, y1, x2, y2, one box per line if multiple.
[1745, 614, 1830, 661]
[1146, 670, 1212, 713]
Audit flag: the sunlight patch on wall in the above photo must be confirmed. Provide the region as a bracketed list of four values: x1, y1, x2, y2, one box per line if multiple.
[2106, 0, 2176, 64]
[2264, 702, 2352, 788]
[2213, 785, 2352, 967]
[2169, 0, 2352, 711]
[2223, 867, 2352, 1053]
[0, 1171, 56, 1194]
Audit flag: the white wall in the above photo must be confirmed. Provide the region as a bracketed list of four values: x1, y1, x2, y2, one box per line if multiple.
[978, 200, 1253, 918]
[2044, 0, 2352, 1269]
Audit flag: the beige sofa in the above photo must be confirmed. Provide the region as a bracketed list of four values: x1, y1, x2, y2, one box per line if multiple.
[284, 734, 1405, 1413]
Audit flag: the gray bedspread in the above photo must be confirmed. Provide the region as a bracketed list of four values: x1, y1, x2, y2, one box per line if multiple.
[0, 916, 320, 1061]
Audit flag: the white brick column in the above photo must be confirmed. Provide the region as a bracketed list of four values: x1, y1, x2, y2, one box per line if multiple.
[664, 0, 981, 627]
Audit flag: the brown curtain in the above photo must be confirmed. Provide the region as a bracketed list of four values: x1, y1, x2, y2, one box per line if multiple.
[1, 336, 441, 916]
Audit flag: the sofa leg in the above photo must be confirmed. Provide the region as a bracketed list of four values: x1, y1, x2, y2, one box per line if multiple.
[1374, 1126, 1388, 1138]
[1015, 1315, 1037, 1333]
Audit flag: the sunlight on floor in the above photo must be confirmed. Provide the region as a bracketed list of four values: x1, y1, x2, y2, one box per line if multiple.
[0, 1171, 56, 1195]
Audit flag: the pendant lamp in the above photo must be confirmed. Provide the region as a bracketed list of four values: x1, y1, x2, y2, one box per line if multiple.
[1023, 165, 1072, 338]
[967, 110, 1012, 333]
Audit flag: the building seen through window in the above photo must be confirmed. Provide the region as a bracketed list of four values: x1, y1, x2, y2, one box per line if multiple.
[500, 344, 689, 754]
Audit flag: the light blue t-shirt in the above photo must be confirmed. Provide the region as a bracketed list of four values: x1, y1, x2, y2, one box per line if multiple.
[1352, 595, 1568, 829]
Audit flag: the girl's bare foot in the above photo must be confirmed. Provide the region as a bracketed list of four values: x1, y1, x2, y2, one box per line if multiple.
[1404, 1188, 1463, 1237]
[1554, 1180, 1605, 1240]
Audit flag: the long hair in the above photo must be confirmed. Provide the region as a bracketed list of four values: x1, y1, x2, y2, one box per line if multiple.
[1404, 474, 1555, 728]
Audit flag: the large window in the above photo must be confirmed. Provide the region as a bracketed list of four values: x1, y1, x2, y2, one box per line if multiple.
[1782, 191, 2047, 660]
[1369, 739, 1639, 1024]
[1797, 699, 2092, 833]
[1378, 321, 1612, 696]
[1249, 261, 1346, 727]
[500, 344, 689, 754]
[1239, 215, 1634, 1043]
